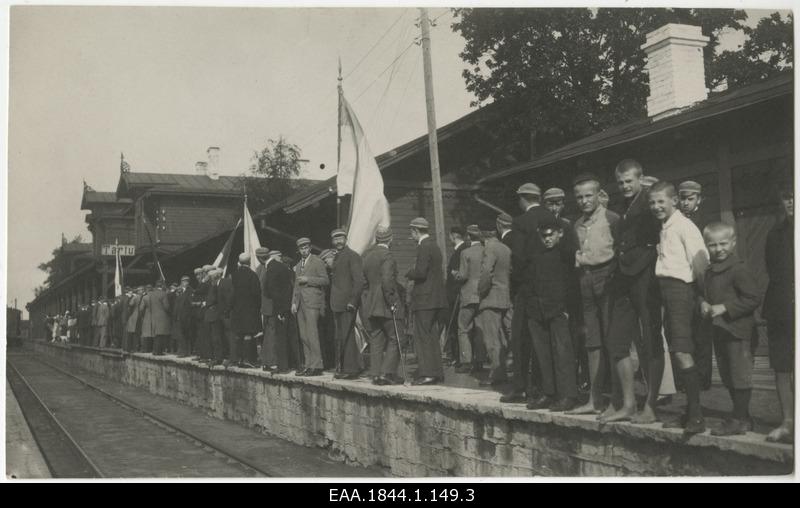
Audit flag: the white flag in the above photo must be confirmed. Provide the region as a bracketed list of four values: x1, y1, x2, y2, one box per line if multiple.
[242, 199, 262, 272]
[340, 95, 391, 255]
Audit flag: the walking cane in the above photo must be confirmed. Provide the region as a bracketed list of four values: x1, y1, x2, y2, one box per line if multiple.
[390, 306, 411, 386]
[441, 293, 460, 354]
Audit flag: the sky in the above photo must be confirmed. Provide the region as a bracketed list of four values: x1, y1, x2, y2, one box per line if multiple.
[5, 5, 789, 315]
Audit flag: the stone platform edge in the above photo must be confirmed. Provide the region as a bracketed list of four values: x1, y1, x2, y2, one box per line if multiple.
[29, 340, 794, 477]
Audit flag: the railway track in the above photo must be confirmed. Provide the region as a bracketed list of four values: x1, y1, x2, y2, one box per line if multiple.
[7, 354, 276, 478]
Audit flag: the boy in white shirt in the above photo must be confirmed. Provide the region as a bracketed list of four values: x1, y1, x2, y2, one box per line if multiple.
[649, 181, 710, 434]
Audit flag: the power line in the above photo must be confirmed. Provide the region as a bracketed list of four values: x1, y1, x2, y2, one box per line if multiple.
[353, 39, 417, 103]
[343, 9, 408, 81]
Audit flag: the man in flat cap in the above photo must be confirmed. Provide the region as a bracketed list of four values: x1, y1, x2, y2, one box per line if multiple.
[476, 224, 512, 386]
[172, 276, 194, 356]
[496, 213, 514, 249]
[262, 250, 294, 373]
[148, 280, 171, 356]
[329, 228, 365, 379]
[452, 224, 486, 375]
[292, 237, 329, 376]
[406, 217, 448, 385]
[192, 265, 215, 361]
[255, 247, 273, 356]
[318, 248, 338, 369]
[544, 188, 569, 225]
[230, 253, 262, 368]
[363, 227, 404, 384]
[501, 183, 558, 404]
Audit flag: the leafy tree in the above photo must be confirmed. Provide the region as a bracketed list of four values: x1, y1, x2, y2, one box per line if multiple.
[452, 8, 791, 158]
[246, 136, 304, 211]
[37, 234, 85, 290]
[710, 12, 794, 89]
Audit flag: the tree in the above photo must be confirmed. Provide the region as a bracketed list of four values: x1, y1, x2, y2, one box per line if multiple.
[710, 12, 794, 89]
[247, 136, 304, 211]
[37, 234, 85, 290]
[452, 8, 789, 157]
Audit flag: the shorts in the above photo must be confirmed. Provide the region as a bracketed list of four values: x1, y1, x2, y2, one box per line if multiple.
[604, 292, 638, 362]
[659, 277, 697, 354]
[768, 319, 795, 373]
[713, 328, 753, 390]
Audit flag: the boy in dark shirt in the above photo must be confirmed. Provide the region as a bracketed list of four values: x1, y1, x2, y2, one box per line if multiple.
[699, 222, 762, 436]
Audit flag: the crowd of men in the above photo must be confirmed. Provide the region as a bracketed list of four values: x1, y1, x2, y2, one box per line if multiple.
[51, 158, 794, 443]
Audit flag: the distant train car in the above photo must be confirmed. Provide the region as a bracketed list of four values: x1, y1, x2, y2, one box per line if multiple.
[7, 307, 23, 347]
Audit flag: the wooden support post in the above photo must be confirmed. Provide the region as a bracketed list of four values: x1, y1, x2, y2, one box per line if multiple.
[717, 141, 736, 226]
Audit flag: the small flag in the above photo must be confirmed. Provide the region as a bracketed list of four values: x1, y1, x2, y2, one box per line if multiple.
[120, 152, 131, 173]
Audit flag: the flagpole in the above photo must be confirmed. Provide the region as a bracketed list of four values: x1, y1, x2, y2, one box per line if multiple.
[336, 57, 343, 228]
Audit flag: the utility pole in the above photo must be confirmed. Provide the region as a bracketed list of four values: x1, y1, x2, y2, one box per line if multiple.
[419, 8, 447, 274]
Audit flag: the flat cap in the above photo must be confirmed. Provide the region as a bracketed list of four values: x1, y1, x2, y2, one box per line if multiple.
[296, 237, 311, 247]
[255, 247, 269, 257]
[678, 180, 702, 195]
[466, 224, 481, 236]
[543, 188, 565, 201]
[193, 267, 203, 274]
[496, 213, 513, 227]
[238, 253, 251, 264]
[202, 264, 214, 272]
[409, 217, 430, 229]
[330, 228, 347, 239]
[537, 217, 563, 233]
[320, 248, 337, 260]
[375, 226, 393, 243]
[516, 183, 541, 196]
[641, 175, 659, 187]
[181, 275, 191, 281]
[268, 250, 282, 257]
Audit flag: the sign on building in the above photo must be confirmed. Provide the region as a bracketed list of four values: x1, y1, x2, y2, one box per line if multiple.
[101, 244, 136, 256]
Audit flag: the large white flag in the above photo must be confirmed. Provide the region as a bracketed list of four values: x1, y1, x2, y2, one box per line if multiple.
[242, 199, 262, 272]
[340, 95, 391, 255]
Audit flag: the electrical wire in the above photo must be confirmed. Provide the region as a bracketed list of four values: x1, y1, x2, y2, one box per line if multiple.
[343, 9, 408, 81]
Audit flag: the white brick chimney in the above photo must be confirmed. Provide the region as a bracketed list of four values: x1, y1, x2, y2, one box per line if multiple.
[641, 24, 710, 120]
[194, 161, 208, 175]
[206, 147, 221, 180]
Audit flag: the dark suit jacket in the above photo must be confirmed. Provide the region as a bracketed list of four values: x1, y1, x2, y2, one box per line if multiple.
[501, 230, 514, 249]
[330, 246, 365, 312]
[526, 238, 577, 320]
[172, 286, 194, 327]
[763, 218, 794, 323]
[614, 191, 660, 276]
[511, 205, 557, 289]
[265, 260, 294, 316]
[701, 253, 762, 341]
[256, 263, 273, 316]
[363, 245, 401, 319]
[446, 241, 470, 304]
[406, 236, 447, 311]
[203, 282, 220, 323]
[231, 266, 261, 334]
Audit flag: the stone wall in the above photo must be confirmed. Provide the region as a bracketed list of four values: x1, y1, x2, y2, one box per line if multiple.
[32, 341, 793, 477]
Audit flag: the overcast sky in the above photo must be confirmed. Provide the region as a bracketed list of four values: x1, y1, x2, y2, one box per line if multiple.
[6, 6, 787, 314]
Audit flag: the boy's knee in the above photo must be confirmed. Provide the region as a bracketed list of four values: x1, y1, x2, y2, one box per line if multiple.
[673, 352, 694, 369]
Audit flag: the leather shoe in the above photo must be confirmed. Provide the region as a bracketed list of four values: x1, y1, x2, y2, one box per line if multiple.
[305, 369, 324, 377]
[372, 376, 391, 386]
[295, 368, 309, 376]
[412, 376, 437, 386]
[548, 397, 578, 412]
[711, 418, 752, 436]
[499, 392, 526, 403]
[526, 395, 553, 410]
[684, 416, 707, 435]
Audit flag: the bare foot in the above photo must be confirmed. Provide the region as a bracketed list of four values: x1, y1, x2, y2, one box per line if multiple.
[599, 406, 636, 423]
[631, 405, 659, 425]
[597, 404, 616, 421]
[566, 402, 601, 415]
[766, 423, 793, 444]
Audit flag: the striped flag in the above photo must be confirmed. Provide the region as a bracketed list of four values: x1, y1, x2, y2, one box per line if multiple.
[114, 244, 123, 297]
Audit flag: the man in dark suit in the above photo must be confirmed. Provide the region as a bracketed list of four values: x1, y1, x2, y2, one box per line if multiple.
[172, 276, 194, 356]
[203, 268, 225, 366]
[406, 217, 448, 385]
[500, 183, 558, 404]
[231, 253, 262, 368]
[444, 226, 469, 366]
[261, 250, 294, 372]
[193, 265, 214, 361]
[255, 247, 272, 361]
[363, 227, 404, 385]
[612, 159, 663, 424]
[329, 228, 365, 379]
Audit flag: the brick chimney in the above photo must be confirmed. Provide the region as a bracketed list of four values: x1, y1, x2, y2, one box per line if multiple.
[641, 24, 710, 120]
[194, 161, 208, 175]
[207, 147, 221, 180]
